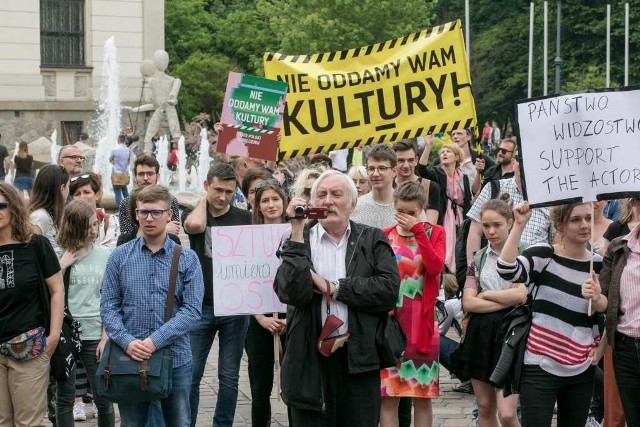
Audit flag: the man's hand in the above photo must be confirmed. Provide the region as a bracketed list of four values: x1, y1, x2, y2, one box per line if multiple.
[126, 339, 154, 362]
[310, 270, 332, 295]
[475, 158, 486, 173]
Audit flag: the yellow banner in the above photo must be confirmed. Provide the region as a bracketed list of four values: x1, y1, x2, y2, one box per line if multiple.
[264, 20, 477, 160]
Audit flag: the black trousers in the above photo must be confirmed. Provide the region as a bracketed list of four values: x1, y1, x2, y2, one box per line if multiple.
[520, 364, 595, 426]
[613, 332, 640, 427]
[289, 345, 380, 427]
[245, 316, 286, 427]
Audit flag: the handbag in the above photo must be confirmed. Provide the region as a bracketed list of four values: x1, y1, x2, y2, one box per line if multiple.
[317, 280, 349, 357]
[34, 244, 83, 382]
[111, 172, 130, 187]
[95, 245, 182, 403]
[376, 309, 407, 368]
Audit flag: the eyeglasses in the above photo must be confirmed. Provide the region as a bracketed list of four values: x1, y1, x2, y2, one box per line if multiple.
[0, 202, 8, 210]
[135, 208, 169, 219]
[136, 171, 157, 178]
[62, 155, 86, 161]
[302, 187, 312, 197]
[70, 173, 91, 182]
[498, 148, 514, 155]
[254, 178, 280, 192]
[366, 165, 392, 174]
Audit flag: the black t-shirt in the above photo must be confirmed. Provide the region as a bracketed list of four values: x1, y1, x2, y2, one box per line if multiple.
[0, 145, 7, 176]
[14, 155, 34, 177]
[182, 205, 252, 306]
[603, 220, 631, 242]
[0, 234, 61, 342]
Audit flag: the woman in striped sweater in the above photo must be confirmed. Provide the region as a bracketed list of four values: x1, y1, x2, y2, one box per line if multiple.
[497, 202, 606, 427]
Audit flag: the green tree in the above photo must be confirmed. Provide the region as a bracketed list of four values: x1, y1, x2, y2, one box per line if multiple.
[173, 52, 243, 123]
[165, 0, 216, 64]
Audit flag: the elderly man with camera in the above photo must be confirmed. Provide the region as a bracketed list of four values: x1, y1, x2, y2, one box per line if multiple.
[274, 169, 400, 427]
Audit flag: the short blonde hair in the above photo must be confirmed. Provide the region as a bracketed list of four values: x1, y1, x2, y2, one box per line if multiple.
[439, 143, 464, 168]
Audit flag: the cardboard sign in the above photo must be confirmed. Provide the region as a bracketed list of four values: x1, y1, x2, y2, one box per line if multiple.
[264, 20, 477, 160]
[212, 223, 290, 316]
[517, 88, 640, 207]
[217, 72, 288, 162]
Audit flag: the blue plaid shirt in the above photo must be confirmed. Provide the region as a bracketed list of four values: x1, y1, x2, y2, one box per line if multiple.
[100, 236, 204, 367]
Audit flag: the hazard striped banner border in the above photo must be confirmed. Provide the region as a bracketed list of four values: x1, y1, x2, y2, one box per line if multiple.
[277, 117, 474, 161]
[265, 21, 459, 64]
[226, 124, 275, 135]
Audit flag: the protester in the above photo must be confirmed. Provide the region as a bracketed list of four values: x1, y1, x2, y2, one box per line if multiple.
[418, 138, 472, 274]
[479, 138, 517, 196]
[290, 165, 326, 204]
[497, 202, 605, 426]
[12, 141, 34, 198]
[0, 133, 9, 183]
[58, 145, 85, 180]
[30, 164, 70, 251]
[101, 185, 204, 426]
[69, 172, 119, 249]
[274, 169, 400, 426]
[603, 197, 640, 254]
[598, 220, 640, 425]
[380, 181, 445, 427]
[182, 163, 252, 427]
[55, 200, 114, 427]
[118, 155, 180, 236]
[590, 200, 612, 256]
[454, 196, 525, 427]
[240, 168, 272, 210]
[488, 121, 501, 156]
[109, 134, 131, 207]
[0, 182, 64, 426]
[347, 165, 370, 197]
[351, 144, 398, 229]
[246, 179, 289, 427]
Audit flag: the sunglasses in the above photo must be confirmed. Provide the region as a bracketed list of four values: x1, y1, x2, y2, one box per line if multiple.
[498, 148, 514, 155]
[0, 202, 8, 210]
[302, 187, 312, 197]
[70, 173, 92, 182]
[254, 178, 280, 192]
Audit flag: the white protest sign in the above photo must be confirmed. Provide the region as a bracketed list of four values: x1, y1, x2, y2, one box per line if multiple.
[212, 223, 290, 316]
[517, 88, 640, 207]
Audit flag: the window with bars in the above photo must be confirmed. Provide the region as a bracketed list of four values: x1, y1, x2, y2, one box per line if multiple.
[40, 0, 85, 67]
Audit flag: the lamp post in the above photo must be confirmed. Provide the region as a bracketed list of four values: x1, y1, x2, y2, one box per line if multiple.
[554, 0, 562, 94]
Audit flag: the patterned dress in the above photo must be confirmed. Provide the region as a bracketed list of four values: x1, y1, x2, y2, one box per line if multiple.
[381, 228, 440, 398]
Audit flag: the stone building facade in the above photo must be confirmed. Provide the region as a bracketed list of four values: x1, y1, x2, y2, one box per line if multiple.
[0, 0, 163, 148]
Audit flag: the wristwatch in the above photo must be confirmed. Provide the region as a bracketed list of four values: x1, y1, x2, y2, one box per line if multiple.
[331, 280, 341, 300]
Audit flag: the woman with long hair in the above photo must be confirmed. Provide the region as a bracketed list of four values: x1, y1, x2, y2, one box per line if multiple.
[69, 172, 119, 249]
[380, 181, 445, 427]
[13, 141, 34, 198]
[246, 179, 289, 427]
[29, 164, 69, 251]
[498, 202, 605, 426]
[55, 199, 114, 426]
[453, 195, 525, 427]
[0, 182, 64, 426]
[418, 140, 472, 274]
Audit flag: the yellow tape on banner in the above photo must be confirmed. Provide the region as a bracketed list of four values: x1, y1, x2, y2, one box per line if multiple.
[264, 20, 477, 160]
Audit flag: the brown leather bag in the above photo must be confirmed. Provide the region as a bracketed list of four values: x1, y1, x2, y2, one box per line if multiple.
[111, 172, 130, 187]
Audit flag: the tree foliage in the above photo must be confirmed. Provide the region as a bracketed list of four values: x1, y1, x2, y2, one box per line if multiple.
[166, 0, 640, 128]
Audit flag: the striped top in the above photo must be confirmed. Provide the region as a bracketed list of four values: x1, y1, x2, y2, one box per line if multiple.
[497, 243, 602, 377]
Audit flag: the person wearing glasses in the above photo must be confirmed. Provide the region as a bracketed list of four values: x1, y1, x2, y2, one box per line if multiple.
[479, 138, 517, 197]
[182, 163, 252, 427]
[351, 144, 400, 229]
[118, 155, 180, 236]
[101, 185, 204, 426]
[246, 179, 290, 426]
[58, 145, 85, 180]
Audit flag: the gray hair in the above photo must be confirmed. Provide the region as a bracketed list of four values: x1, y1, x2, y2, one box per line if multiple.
[310, 170, 358, 208]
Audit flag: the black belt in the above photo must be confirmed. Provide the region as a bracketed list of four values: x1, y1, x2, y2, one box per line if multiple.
[615, 330, 640, 345]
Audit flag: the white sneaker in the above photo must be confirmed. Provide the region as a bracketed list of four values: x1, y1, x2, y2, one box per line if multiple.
[92, 401, 98, 418]
[73, 402, 87, 421]
[585, 416, 601, 427]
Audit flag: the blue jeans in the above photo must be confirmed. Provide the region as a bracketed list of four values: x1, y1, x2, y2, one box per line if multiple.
[113, 186, 129, 208]
[56, 340, 115, 427]
[118, 361, 192, 427]
[613, 332, 640, 426]
[189, 305, 249, 427]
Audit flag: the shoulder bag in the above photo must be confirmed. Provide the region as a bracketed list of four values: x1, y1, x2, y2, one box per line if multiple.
[317, 279, 349, 357]
[95, 245, 182, 403]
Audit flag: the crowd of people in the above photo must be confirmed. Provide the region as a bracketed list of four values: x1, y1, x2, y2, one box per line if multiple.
[0, 124, 638, 427]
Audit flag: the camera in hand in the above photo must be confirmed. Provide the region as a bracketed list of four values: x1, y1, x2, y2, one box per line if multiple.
[294, 206, 329, 219]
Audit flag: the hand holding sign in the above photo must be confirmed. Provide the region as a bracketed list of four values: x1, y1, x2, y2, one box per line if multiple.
[513, 201, 532, 226]
[582, 271, 601, 301]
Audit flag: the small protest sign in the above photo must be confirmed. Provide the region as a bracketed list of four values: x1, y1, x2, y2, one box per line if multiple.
[516, 87, 640, 207]
[264, 20, 477, 160]
[217, 72, 288, 162]
[211, 223, 290, 316]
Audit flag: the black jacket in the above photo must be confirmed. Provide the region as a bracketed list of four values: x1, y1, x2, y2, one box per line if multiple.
[274, 220, 399, 411]
[416, 164, 472, 222]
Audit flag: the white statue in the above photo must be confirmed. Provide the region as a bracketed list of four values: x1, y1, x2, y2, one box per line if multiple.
[124, 50, 182, 154]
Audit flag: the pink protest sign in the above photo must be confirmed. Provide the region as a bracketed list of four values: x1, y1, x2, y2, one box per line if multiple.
[211, 223, 290, 316]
